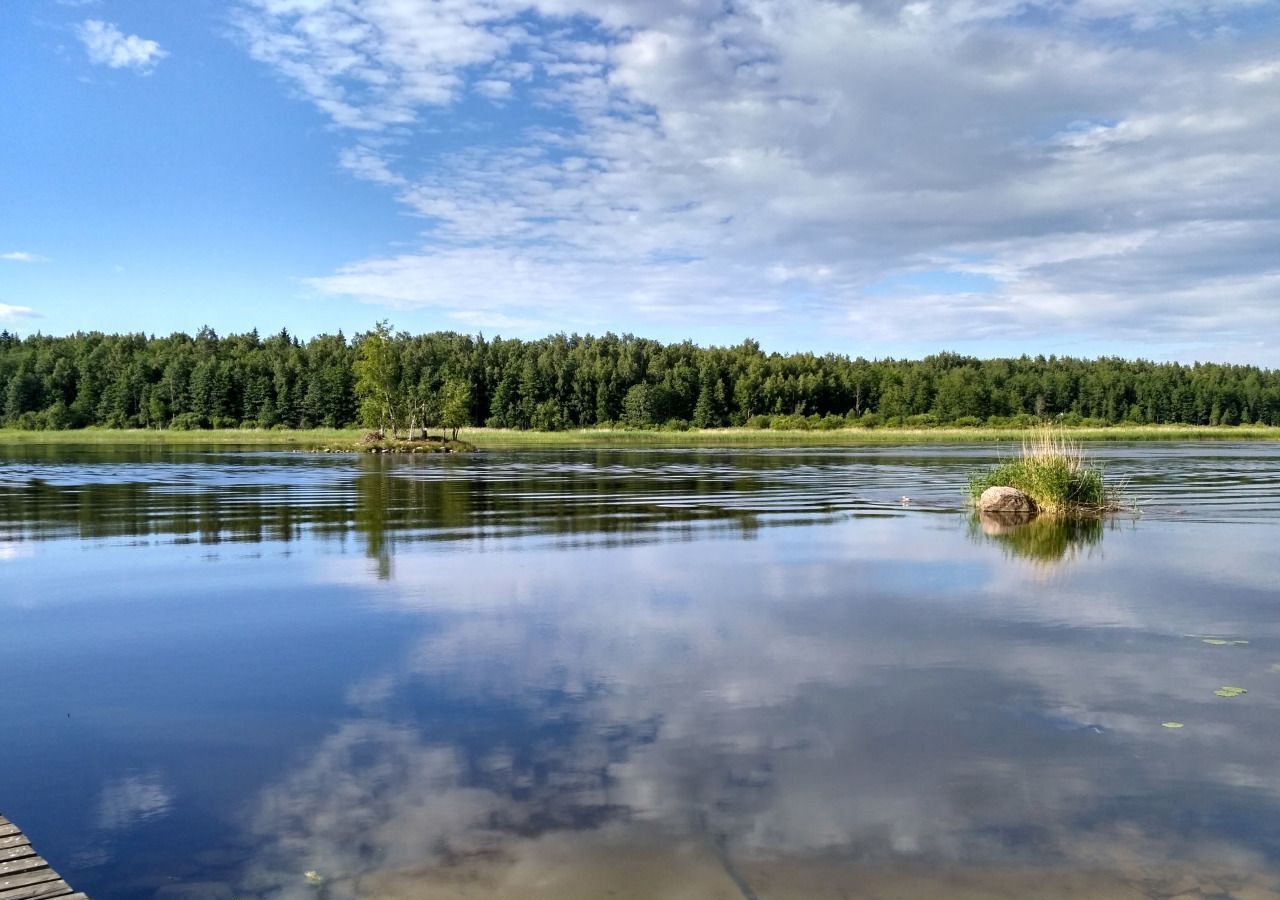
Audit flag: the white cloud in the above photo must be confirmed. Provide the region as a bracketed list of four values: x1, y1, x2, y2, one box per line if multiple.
[1, 251, 48, 263]
[337, 145, 406, 187]
[1231, 59, 1280, 83]
[232, 0, 517, 130]
[0, 304, 38, 321]
[1066, 0, 1269, 28]
[76, 19, 167, 73]
[96, 772, 173, 831]
[236, 0, 1280, 361]
[474, 78, 513, 99]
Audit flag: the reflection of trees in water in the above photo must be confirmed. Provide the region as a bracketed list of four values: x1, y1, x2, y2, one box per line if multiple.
[6, 452, 895, 574]
[969, 513, 1105, 564]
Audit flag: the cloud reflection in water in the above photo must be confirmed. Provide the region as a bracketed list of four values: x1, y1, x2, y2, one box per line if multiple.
[243, 515, 1280, 898]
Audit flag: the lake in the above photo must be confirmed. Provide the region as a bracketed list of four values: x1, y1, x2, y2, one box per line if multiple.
[2, 442, 1279, 900]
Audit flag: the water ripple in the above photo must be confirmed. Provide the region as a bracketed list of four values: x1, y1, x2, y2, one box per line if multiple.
[1, 443, 1278, 547]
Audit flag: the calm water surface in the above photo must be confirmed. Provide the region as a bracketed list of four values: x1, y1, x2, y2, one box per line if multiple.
[2, 442, 1279, 900]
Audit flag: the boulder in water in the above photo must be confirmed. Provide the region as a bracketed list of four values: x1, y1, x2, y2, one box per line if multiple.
[978, 485, 1036, 515]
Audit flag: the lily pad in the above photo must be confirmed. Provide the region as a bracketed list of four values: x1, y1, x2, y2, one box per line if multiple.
[1161, 722, 1185, 729]
[1214, 686, 1247, 698]
[1190, 636, 1249, 646]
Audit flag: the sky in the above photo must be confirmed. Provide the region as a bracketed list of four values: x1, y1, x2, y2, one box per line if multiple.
[1, 0, 1278, 363]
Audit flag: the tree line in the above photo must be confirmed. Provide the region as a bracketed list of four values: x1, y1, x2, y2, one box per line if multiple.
[1, 325, 1277, 432]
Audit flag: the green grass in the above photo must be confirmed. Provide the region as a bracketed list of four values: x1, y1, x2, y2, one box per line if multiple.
[346, 437, 476, 454]
[0, 427, 359, 446]
[969, 427, 1112, 514]
[462, 424, 1278, 449]
[0, 423, 1275, 450]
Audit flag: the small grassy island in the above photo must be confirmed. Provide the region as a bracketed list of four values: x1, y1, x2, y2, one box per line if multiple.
[315, 431, 477, 454]
[970, 427, 1118, 517]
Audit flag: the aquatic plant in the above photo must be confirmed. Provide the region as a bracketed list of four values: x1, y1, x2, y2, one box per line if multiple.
[969, 426, 1113, 515]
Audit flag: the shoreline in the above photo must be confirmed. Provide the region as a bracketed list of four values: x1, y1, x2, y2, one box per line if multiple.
[0, 424, 1276, 450]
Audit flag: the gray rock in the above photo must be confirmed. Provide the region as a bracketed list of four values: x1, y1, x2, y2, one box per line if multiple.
[979, 510, 1036, 534]
[978, 485, 1037, 514]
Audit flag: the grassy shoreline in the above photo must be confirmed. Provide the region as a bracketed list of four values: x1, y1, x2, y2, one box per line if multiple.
[0, 424, 1276, 449]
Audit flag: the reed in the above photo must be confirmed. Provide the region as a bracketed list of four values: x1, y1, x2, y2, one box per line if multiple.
[969, 425, 1111, 514]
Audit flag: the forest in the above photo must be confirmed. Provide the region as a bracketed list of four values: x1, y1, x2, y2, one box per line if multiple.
[1, 325, 1277, 432]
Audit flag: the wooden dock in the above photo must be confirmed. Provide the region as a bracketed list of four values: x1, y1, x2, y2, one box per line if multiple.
[0, 814, 88, 900]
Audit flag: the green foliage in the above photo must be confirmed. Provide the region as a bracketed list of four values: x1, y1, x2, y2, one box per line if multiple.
[353, 321, 402, 436]
[1, 325, 1280, 432]
[440, 377, 472, 439]
[622, 383, 655, 427]
[969, 428, 1109, 512]
[970, 460, 1107, 511]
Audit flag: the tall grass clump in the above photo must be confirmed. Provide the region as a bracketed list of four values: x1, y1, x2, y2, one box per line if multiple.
[969, 426, 1111, 514]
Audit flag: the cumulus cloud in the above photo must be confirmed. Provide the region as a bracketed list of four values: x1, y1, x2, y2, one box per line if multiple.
[76, 19, 167, 72]
[1, 251, 48, 263]
[235, 0, 1280, 361]
[0, 304, 38, 321]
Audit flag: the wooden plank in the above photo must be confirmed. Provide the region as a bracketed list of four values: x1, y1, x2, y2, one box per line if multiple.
[0, 859, 47, 878]
[0, 858, 46, 878]
[0, 868, 60, 893]
[0, 879, 72, 900]
[0, 819, 84, 900]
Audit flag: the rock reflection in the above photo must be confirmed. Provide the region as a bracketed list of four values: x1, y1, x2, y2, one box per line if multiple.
[971, 512, 1106, 564]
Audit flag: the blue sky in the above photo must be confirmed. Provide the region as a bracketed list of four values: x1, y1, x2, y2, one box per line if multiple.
[2, 0, 1279, 363]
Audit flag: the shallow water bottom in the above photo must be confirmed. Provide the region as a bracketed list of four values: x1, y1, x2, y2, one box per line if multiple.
[270, 827, 1280, 900]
